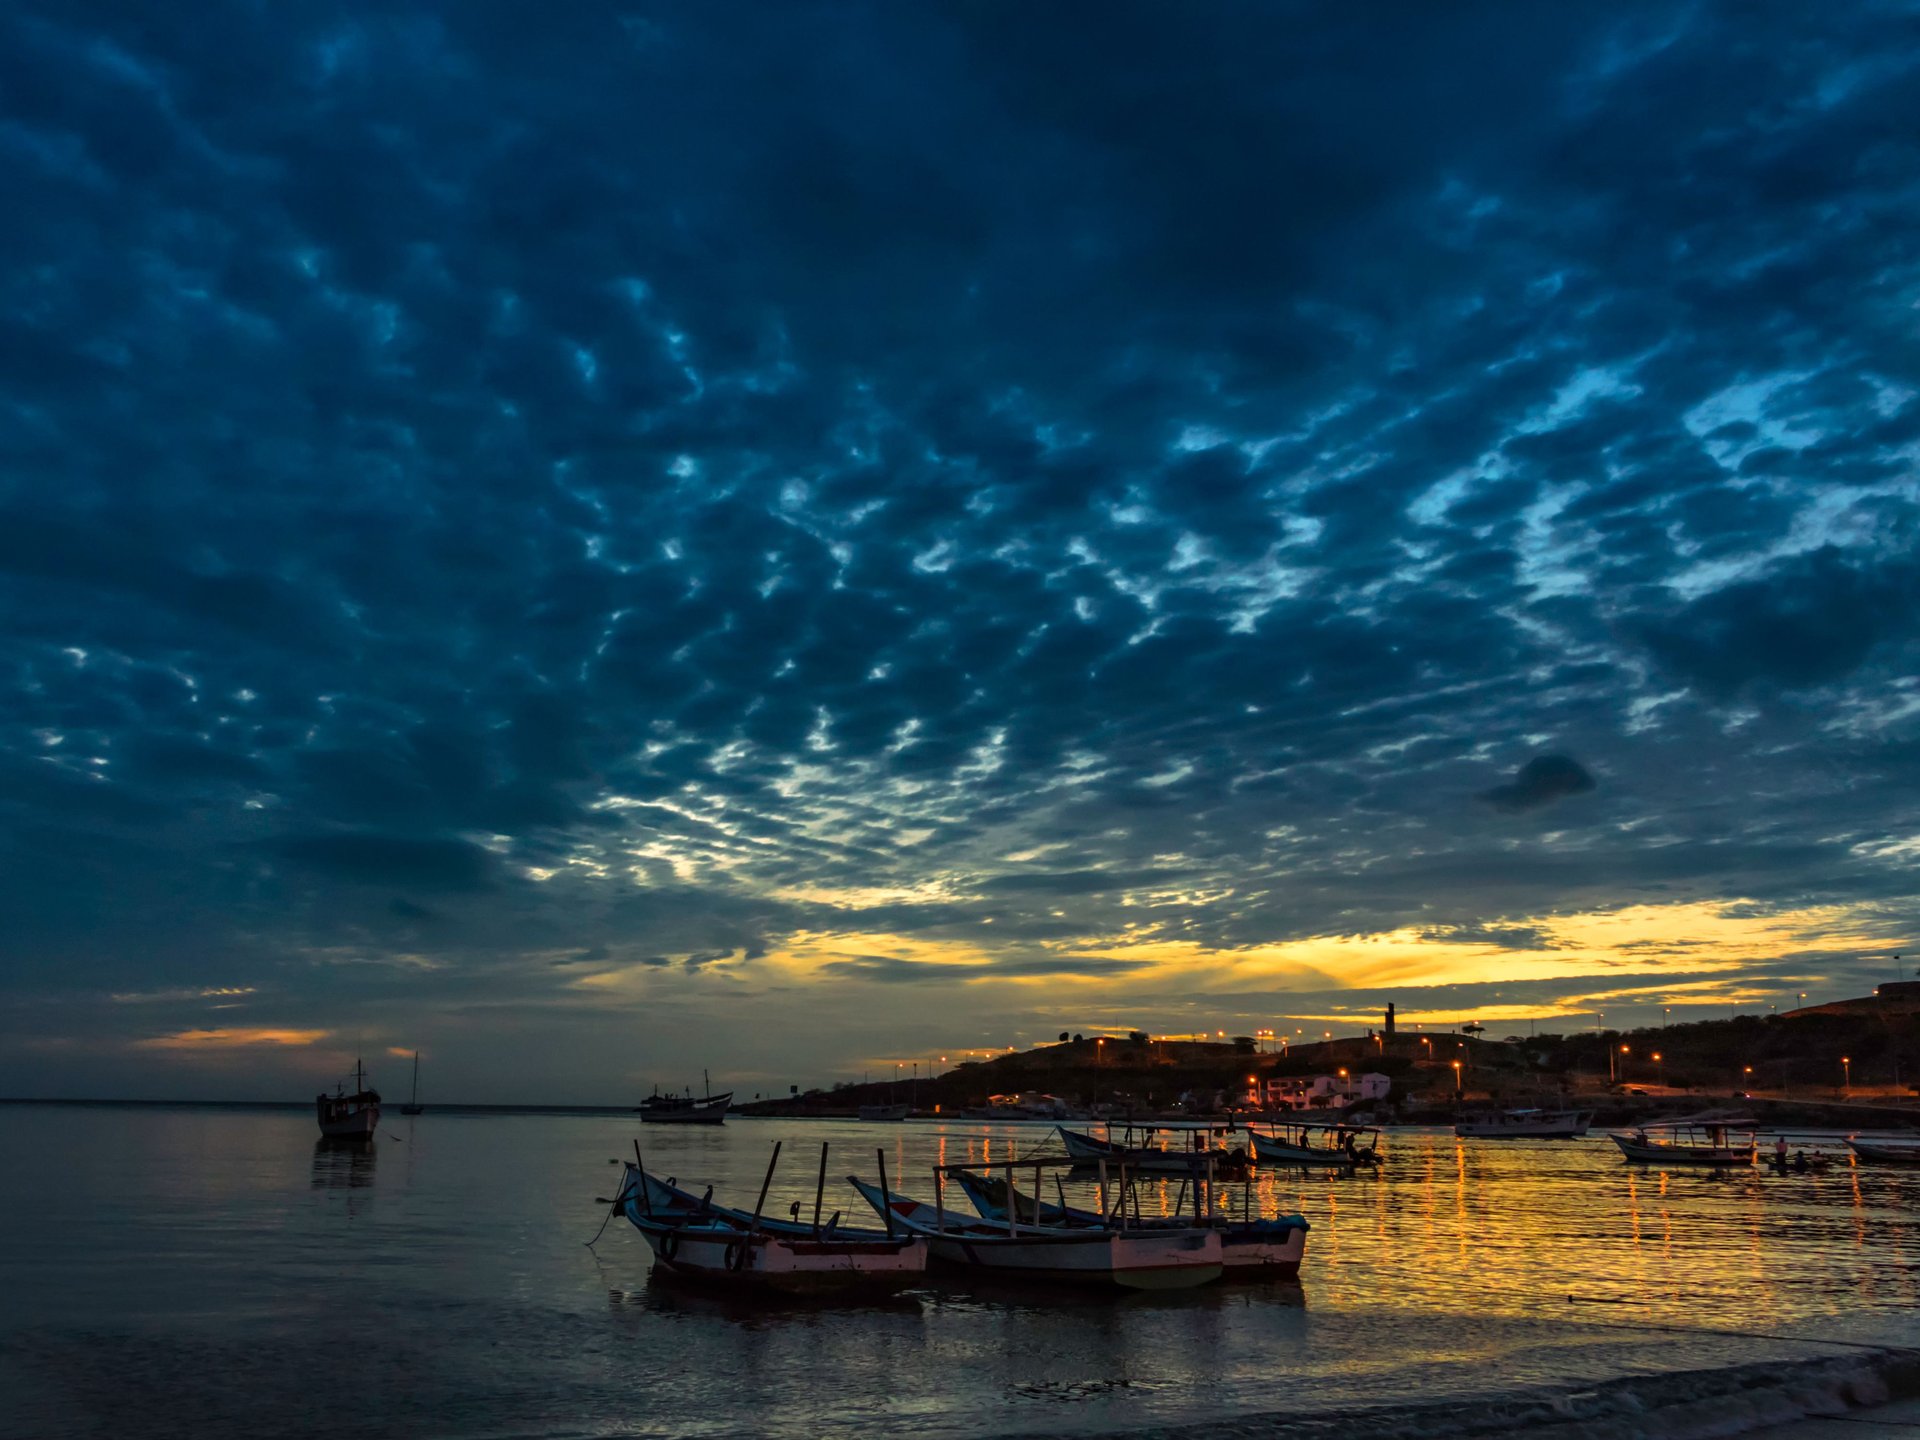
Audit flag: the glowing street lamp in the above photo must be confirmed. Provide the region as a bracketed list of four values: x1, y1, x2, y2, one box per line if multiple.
[1611, 1044, 1629, 1083]
[1451, 1059, 1462, 1098]
[1842, 1056, 1852, 1094]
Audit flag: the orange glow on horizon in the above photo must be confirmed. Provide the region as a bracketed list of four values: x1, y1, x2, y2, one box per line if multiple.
[136, 1028, 329, 1050]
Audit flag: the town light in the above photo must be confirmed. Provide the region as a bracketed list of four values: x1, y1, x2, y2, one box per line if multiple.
[1843, 1055, 1852, 1092]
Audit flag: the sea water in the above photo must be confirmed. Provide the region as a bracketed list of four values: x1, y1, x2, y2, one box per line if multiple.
[2, 1104, 1917, 1439]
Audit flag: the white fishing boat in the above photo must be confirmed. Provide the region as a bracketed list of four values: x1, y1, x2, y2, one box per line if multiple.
[1249, 1120, 1381, 1167]
[637, 1070, 731, 1125]
[952, 1169, 1308, 1278]
[316, 1058, 380, 1139]
[847, 1161, 1224, 1290]
[1056, 1122, 1251, 1176]
[858, 1102, 911, 1122]
[614, 1142, 927, 1293]
[1610, 1117, 1756, 1166]
[1454, 1107, 1591, 1139]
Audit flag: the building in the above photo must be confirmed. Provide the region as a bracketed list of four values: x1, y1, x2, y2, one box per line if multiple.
[1257, 1072, 1391, 1110]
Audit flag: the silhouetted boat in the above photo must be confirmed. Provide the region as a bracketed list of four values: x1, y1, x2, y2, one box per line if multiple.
[1249, 1120, 1382, 1166]
[1056, 1122, 1250, 1176]
[316, 1058, 380, 1139]
[1454, 1107, 1590, 1139]
[399, 1051, 424, 1116]
[638, 1070, 731, 1125]
[858, 1102, 911, 1121]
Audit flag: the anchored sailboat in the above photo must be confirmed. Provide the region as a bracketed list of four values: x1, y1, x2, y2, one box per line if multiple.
[399, 1051, 424, 1116]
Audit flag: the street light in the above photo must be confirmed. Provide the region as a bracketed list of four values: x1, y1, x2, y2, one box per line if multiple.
[1612, 1044, 1628, 1083]
[1652, 1051, 1664, 1088]
[1842, 1056, 1852, 1094]
[1451, 1059, 1462, 1098]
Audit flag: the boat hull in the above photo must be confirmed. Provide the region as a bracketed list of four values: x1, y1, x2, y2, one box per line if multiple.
[316, 1103, 379, 1138]
[1611, 1134, 1754, 1166]
[924, 1230, 1222, 1289]
[952, 1170, 1307, 1278]
[637, 1096, 731, 1125]
[849, 1177, 1224, 1290]
[631, 1218, 926, 1293]
[858, 1104, 911, 1122]
[1249, 1131, 1376, 1167]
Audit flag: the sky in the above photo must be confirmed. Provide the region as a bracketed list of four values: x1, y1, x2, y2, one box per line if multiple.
[3, 4, 1919, 1103]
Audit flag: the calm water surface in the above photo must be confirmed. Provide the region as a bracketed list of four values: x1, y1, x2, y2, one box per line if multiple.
[3, 1105, 1918, 1439]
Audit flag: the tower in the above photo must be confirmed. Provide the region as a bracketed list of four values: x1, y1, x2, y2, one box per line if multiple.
[1384, 1002, 1396, 1038]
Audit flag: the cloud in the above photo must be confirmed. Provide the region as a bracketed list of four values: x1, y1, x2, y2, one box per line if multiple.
[271, 833, 498, 891]
[1479, 755, 1598, 813]
[2, 3, 1919, 1096]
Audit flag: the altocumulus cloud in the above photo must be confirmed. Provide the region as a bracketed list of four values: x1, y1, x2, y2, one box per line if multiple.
[1, 2, 1918, 1096]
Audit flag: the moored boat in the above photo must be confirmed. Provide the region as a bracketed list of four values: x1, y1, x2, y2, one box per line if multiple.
[847, 1175, 1224, 1290]
[316, 1058, 380, 1139]
[858, 1102, 911, 1122]
[1056, 1122, 1251, 1176]
[614, 1142, 927, 1293]
[1250, 1120, 1382, 1167]
[1454, 1107, 1591, 1139]
[1610, 1118, 1756, 1166]
[952, 1169, 1308, 1278]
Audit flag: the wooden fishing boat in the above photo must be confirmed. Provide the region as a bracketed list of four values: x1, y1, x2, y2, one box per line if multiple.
[1610, 1118, 1756, 1166]
[1250, 1120, 1382, 1167]
[1453, 1107, 1590, 1139]
[316, 1058, 380, 1139]
[399, 1051, 424, 1116]
[1056, 1123, 1251, 1176]
[637, 1070, 731, 1125]
[952, 1169, 1308, 1278]
[847, 1161, 1224, 1290]
[1845, 1137, 1920, 1165]
[614, 1142, 927, 1293]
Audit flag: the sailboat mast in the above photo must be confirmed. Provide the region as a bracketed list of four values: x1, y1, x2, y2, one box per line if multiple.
[410, 1051, 420, 1106]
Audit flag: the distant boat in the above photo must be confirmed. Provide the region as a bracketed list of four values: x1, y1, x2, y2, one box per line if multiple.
[1611, 1117, 1756, 1166]
[1454, 1107, 1590, 1139]
[316, 1058, 380, 1140]
[1845, 1137, 1920, 1165]
[399, 1051, 424, 1116]
[638, 1070, 731, 1125]
[858, 1102, 911, 1122]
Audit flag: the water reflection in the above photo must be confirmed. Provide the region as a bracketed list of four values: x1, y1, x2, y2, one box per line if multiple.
[310, 1136, 377, 1189]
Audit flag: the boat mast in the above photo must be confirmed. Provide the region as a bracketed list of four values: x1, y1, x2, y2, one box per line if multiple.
[410, 1051, 420, 1106]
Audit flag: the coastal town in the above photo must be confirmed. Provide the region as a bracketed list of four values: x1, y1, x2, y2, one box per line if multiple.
[748, 985, 1920, 1130]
